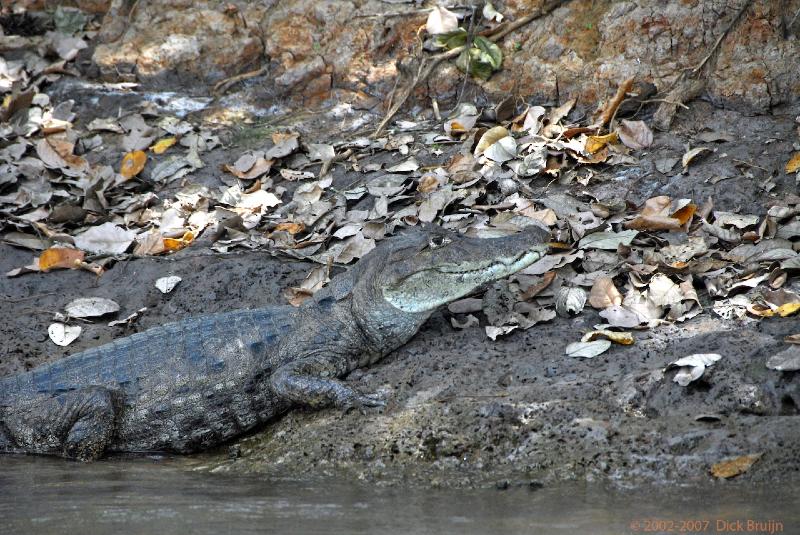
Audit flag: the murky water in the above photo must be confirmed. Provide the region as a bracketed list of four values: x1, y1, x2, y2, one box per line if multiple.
[0, 456, 796, 535]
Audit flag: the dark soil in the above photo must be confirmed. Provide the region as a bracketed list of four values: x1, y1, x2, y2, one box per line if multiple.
[1, 82, 798, 488]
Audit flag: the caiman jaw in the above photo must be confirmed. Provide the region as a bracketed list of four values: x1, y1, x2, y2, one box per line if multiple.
[383, 247, 545, 313]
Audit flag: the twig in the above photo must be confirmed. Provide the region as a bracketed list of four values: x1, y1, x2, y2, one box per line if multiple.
[449, 3, 479, 115]
[691, 1, 751, 76]
[213, 66, 268, 95]
[640, 98, 689, 109]
[372, 0, 570, 137]
[436, 393, 510, 403]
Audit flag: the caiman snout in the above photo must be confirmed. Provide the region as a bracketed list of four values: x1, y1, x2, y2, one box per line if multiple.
[381, 225, 549, 313]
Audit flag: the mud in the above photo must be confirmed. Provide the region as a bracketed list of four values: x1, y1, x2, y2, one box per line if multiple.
[1, 79, 799, 488]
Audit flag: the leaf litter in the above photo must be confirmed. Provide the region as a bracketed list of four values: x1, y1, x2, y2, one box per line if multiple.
[1, 8, 799, 385]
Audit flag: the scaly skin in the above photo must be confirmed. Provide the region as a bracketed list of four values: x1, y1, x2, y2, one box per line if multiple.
[0, 225, 549, 460]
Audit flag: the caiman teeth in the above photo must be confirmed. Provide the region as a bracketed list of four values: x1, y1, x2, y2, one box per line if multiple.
[437, 252, 527, 274]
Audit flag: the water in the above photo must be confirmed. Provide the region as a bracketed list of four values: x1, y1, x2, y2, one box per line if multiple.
[0, 456, 796, 534]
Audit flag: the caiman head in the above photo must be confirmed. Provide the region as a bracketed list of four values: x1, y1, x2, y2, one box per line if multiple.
[350, 224, 550, 315]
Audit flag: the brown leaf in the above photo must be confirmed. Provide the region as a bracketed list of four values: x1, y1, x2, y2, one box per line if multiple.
[274, 222, 305, 235]
[616, 120, 653, 150]
[589, 277, 623, 309]
[710, 453, 762, 479]
[120, 150, 147, 179]
[624, 214, 682, 231]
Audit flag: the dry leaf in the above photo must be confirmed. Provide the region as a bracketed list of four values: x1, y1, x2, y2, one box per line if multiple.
[120, 150, 147, 179]
[155, 276, 182, 294]
[65, 297, 120, 318]
[486, 325, 517, 340]
[786, 153, 800, 174]
[585, 132, 619, 154]
[426, 6, 458, 34]
[766, 346, 800, 371]
[682, 146, 711, 170]
[163, 231, 194, 252]
[474, 126, 510, 156]
[667, 353, 721, 386]
[581, 330, 634, 345]
[151, 137, 177, 154]
[565, 340, 612, 358]
[38, 247, 84, 271]
[616, 120, 653, 150]
[48, 323, 81, 347]
[274, 222, 305, 235]
[710, 454, 762, 479]
[73, 223, 138, 255]
[589, 277, 623, 309]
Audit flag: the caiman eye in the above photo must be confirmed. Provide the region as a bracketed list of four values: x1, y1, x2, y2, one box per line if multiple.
[428, 235, 451, 249]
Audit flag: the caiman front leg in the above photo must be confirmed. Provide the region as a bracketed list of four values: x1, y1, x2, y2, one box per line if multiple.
[270, 354, 385, 412]
[1, 386, 117, 461]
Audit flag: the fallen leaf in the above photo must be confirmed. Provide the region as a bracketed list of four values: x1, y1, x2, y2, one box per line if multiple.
[766, 345, 800, 371]
[710, 454, 762, 479]
[589, 277, 623, 309]
[585, 132, 618, 154]
[163, 231, 194, 252]
[581, 330, 634, 345]
[387, 158, 419, 173]
[555, 287, 587, 316]
[617, 120, 653, 150]
[48, 323, 81, 347]
[565, 340, 612, 358]
[579, 230, 638, 250]
[108, 307, 147, 327]
[155, 276, 182, 294]
[474, 126, 510, 156]
[38, 247, 84, 271]
[274, 222, 305, 235]
[786, 153, 800, 174]
[483, 135, 517, 163]
[667, 353, 722, 386]
[120, 150, 147, 179]
[486, 325, 517, 340]
[65, 297, 120, 318]
[426, 6, 458, 35]
[73, 223, 138, 255]
[682, 146, 711, 170]
[150, 137, 177, 154]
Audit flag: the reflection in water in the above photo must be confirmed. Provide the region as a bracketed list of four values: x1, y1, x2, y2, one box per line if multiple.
[0, 456, 796, 535]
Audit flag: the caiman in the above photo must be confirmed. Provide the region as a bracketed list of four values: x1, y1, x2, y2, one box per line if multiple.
[0, 225, 548, 460]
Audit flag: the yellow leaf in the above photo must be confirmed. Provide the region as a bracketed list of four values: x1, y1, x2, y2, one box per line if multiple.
[120, 150, 147, 179]
[163, 231, 194, 252]
[150, 137, 177, 154]
[474, 126, 509, 156]
[786, 152, 800, 174]
[38, 247, 85, 271]
[585, 132, 619, 154]
[777, 302, 800, 317]
[581, 330, 634, 345]
[710, 453, 762, 479]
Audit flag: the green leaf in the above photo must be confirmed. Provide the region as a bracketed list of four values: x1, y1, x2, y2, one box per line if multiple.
[474, 36, 503, 70]
[434, 28, 467, 50]
[456, 49, 494, 80]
